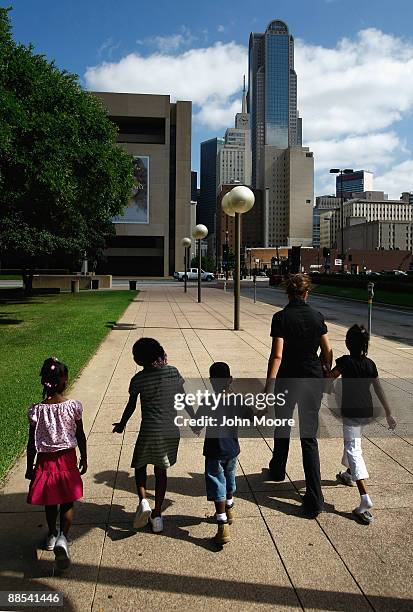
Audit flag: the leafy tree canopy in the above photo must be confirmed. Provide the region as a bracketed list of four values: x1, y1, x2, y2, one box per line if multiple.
[0, 7, 134, 283]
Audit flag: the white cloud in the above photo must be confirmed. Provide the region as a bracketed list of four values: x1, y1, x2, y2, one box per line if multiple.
[375, 160, 413, 198]
[85, 28, 413, 194]
[195, 98, 242, 130]
[217, 25, 225, 33]
[296, 28, 413, 141]
[85, 42, 247, 127]
[97, 37, 120, 59]
[310, 131, 403, 171]
[136, 26, 197, 53]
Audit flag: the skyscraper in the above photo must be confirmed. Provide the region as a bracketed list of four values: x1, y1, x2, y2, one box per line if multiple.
[199, 137, 224, 231]
[248, 20, 312, 247]
[217, 79, 252, 191]
[249, 20, 302, 185]
[335, 170, 374, 199]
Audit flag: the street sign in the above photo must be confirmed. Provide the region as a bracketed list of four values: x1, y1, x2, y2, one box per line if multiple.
[334, 258, 342, 266]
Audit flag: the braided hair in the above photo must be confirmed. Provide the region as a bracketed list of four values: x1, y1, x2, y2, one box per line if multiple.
[40, 357, 68, 400]
[345, 325, 369, 358]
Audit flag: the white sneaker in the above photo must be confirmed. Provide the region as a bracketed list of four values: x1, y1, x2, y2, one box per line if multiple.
[150, 515, 164, 533]
[45, 533, 58, 551]
[54, 534, 71, 570]
[133, 499, 151, 529]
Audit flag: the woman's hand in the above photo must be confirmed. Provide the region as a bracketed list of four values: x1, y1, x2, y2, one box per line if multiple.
[112, 422, 125, 434]
[79, 456, 88, 475]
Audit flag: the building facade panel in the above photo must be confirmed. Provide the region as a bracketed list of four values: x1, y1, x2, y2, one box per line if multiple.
[93, 92, 192, 276]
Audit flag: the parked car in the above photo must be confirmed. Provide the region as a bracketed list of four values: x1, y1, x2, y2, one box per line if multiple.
[383, 270, 408, 276]
[174, 268, 215, 282]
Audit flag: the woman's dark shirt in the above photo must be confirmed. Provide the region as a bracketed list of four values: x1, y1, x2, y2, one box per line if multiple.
[270, 298, 327, 378]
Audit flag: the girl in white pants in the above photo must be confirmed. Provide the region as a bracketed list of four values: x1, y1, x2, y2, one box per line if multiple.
[329, 325, 396, 524]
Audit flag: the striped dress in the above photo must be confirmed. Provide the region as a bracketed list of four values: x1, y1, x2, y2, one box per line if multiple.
[129, 365, 183, 470]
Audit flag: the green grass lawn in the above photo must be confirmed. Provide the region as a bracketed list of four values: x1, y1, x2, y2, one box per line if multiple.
[311, 284, 413, 307]
[0, 290, 135, 482]
[0, 275, 22, 280]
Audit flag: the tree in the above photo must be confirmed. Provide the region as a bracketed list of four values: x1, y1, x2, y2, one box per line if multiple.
[191, 255, 215, 272]
[0, 8, 134, 293]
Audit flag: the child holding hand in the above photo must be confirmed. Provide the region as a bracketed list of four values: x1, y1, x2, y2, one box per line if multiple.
[329, 325, 396, 524]
[113, 338, 185, 534]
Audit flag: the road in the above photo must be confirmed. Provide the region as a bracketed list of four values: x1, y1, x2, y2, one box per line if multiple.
[2, 278, 411, 345]
[240, 285, 413, 346]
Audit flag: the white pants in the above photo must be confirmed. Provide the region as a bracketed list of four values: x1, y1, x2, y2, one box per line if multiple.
[341, 421, 369, 481]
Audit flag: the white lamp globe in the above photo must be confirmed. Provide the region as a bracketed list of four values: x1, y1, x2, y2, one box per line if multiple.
[181, 237, 192, 248]
[228, 185, 255, 214]
[192, 224, 208, 240]
[221, 192, 235, 217]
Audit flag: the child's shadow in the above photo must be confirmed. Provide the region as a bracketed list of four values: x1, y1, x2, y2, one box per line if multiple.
[107, 515, 223, 553]
[95, 470, 224, 551]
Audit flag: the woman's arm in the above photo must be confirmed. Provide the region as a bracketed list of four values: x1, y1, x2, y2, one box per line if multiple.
[75, 419, 88, 474]
[373, 378, 396, 429]
[113, 394, 138, 433]
[25, 425, 36, 480]
[320, 333, 333, 375]
[265, 337, 284, 392]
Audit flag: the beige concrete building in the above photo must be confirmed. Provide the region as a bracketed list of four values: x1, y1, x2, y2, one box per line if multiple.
[343, 220, 413, 251]
[216, 86, 252, 192]
[93, 92, 192, 276]
[331, 191, 413, 252]
[319, 210, 334, 249]
[261, 146, 314, 248]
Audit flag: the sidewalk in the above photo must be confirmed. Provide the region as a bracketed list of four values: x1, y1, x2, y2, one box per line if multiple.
[0, 285, 412, 611]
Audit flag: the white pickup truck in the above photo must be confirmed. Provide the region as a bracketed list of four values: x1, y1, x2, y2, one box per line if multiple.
[174, 268, 215, 282]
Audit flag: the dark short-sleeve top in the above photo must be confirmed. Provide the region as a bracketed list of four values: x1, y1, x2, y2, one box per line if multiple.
[270, 298, 328, 378]
[201, 395, 252, 461]
[128, 365, 184, 434]
[335, 355, 378, 418]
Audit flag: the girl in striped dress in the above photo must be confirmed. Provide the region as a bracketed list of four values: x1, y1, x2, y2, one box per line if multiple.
[113, 338, 184, 533]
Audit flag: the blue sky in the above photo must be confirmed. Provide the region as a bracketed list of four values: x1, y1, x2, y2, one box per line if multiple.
[5, 0, 413, 197]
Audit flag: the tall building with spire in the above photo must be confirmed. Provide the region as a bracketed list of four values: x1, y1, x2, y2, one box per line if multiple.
[248, 20, 313, 247]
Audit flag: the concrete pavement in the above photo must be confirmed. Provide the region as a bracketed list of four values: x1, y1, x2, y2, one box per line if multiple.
[0, 284, 412, 611]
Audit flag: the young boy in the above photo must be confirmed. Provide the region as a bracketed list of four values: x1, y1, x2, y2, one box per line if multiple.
[195, 362, 251, 545]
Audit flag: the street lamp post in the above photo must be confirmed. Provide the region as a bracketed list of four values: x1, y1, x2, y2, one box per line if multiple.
[330, 168, 353, 273]
[181, 237, 192, 294]
[222, 186, 255, 330]
[192, 224, 208, 303]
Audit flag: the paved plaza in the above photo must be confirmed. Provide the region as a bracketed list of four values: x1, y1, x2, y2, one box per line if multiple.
[0, 285, 412, 611]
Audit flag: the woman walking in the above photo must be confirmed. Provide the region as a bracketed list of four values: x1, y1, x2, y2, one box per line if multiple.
[265, 274, 333, 518]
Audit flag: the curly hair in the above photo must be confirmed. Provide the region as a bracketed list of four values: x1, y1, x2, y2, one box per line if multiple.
[40, 357, 68, 399]
[284, 273, 312, 299]
[132, 337, 166, 367]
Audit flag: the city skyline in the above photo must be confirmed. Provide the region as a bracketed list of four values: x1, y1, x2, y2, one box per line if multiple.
[8, 0, 413, 198]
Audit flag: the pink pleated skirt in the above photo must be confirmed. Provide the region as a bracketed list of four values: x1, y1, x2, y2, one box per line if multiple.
[27, 448, 83, 506]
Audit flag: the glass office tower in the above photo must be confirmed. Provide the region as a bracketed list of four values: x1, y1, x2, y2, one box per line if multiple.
[248, 20, 301, 186]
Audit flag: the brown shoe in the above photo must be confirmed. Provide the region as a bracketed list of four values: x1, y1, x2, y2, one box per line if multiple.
[226, 504, 236, 524]
[214, 523, 230, 545]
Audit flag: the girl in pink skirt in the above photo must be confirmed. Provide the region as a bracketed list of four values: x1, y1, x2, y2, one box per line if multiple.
[25, 357, 87, 570]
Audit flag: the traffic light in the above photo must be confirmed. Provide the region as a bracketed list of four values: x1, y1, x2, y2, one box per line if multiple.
[322, 247, 330, 259]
